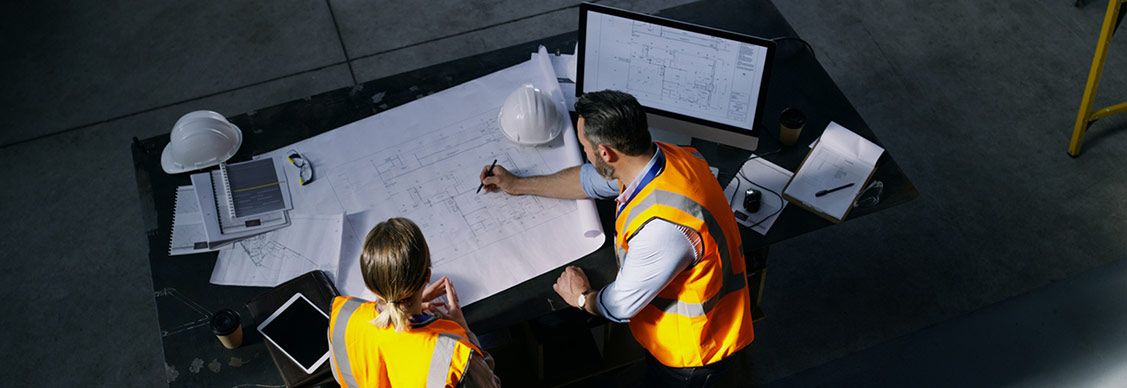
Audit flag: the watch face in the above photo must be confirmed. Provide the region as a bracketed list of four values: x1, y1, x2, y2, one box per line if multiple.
[577, 293, 586, 308]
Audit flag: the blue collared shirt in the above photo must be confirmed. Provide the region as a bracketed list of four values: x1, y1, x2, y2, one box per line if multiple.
[578, 147, 699, 322]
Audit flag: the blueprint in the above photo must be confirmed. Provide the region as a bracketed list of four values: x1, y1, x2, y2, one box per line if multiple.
[257, 50, 605, 304]
[325, 110, 577, 268]
[210, 213, 344, 287]
[583, 12, 769, 130]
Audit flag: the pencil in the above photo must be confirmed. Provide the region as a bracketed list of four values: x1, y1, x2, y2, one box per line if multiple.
[477, 159, 497, 194]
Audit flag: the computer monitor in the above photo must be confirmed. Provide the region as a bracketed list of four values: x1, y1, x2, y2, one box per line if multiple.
[576, 3, 775, 151]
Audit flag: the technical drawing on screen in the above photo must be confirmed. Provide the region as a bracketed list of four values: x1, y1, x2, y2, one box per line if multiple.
[578, 3, 775, 150]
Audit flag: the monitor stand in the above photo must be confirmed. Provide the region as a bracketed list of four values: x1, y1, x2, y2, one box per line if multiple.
[649, 127, 693, 147]
[646, 113, 760, 151]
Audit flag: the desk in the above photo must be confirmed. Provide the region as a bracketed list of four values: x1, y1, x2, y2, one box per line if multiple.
[131, 1, 915, 386]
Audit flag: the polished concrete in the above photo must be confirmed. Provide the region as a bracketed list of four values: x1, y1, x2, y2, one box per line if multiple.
[1, 0, 1125, 386]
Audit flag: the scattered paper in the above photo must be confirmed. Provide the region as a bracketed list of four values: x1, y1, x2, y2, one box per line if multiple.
[532, 52, 575, 81]
[532, 50, 578, 109]
[210, 213, 344, 287]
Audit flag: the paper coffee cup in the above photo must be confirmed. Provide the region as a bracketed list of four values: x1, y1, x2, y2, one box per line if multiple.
[779, 108, 807, 146]
[211, 309, 243, 349]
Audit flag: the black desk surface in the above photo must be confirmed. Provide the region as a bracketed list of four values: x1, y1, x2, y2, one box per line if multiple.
[131, 1, 916, 386]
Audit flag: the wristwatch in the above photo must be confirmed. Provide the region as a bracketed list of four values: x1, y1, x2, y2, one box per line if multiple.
[576, 289, 595, 309]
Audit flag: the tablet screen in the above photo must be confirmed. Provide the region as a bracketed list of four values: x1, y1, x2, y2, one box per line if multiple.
[258, 293, 330, 373]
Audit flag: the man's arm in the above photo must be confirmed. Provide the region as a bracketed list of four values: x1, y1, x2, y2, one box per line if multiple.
[480, 165, 587, 199]
[554, 220, 697, 321]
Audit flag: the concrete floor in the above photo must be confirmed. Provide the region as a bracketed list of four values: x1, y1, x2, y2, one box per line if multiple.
[1, 0, 1125, 386]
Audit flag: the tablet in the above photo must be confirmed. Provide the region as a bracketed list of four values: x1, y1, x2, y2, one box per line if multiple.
[257, 293, 331, 374]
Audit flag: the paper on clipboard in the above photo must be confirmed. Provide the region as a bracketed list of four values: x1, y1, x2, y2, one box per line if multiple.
[782, 122, 883, 222]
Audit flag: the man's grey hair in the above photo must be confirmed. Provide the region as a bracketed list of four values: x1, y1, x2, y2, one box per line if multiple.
[574, 90, 652, 156]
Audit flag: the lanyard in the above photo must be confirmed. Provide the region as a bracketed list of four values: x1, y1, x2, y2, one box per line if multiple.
[616, 150, 665, 218]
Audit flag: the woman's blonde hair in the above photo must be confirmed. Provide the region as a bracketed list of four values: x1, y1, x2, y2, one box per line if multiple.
[360, 217, 431, 332]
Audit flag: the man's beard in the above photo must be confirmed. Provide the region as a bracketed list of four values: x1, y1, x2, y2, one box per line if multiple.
[593, 155, 615, 180]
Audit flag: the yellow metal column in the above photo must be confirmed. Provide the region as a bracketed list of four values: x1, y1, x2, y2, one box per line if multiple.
[1069, 0, 1127, 157]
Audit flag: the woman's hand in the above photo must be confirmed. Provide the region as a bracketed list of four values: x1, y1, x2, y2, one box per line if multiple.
[420, 276, 449, 313]
[430, 279, 470, 332]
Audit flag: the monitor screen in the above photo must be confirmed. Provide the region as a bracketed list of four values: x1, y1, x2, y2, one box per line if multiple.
[577, 3, 775, 150]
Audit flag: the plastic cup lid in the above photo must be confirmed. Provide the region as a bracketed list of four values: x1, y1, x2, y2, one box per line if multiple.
[780, 108, 807, 128]
[210, 309, 241, 336]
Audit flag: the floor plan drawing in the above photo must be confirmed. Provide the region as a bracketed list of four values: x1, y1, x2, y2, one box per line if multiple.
[584, 14, 768, 130]
[324, 111, 575, 268]
[210, 213, 344, 287]
[257, 56, 605, 304]
[623, 24, 749, 120]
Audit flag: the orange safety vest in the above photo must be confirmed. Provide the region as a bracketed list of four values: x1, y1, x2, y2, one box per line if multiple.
[616, 142, 755, 368]
[328, 296, 482, 388]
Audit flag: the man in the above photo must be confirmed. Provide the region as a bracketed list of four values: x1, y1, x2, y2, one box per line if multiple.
[479, 90, 754, 387]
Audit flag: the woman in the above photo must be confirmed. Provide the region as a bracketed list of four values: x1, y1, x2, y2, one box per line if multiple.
[327, 217, 501, 387]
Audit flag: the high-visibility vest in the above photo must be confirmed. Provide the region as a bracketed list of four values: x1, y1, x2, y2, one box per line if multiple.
[616, 142, 755, 368]
[328, 296, 482, 388]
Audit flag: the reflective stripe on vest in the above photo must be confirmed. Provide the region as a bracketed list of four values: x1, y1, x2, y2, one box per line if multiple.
[622, 189, 746, 317]
[615, 142, 754, 367]
[427, 333, 466, 388]
[331, 298, 363, 388]
[330, 297, 476, 388]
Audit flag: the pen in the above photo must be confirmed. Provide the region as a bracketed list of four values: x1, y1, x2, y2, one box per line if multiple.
[477, 159, 497, 193]
[815, 183, 854, 197]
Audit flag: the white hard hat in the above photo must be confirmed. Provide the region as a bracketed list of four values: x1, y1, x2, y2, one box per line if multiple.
[498, 84, 562, 145]
[161, 110, 243, 174]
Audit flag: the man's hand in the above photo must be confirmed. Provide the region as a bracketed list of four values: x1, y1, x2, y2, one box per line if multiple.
[480, 165, 588, 199]
[480, 164, 521, 195]
[553, 266, 593, 310]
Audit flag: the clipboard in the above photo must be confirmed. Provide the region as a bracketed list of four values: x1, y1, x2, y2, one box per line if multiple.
[781, 122, 884, 223]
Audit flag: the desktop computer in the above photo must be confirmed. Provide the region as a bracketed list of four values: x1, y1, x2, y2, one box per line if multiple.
[576, 3, 776, 151]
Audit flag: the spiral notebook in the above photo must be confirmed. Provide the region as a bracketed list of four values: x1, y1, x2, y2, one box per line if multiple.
[190, 157, 294, 248]
[221, 158, 291, 219]
[169, 186, 214, 255]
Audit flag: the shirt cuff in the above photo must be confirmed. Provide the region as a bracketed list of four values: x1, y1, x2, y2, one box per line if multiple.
[594, 287, 630, 323]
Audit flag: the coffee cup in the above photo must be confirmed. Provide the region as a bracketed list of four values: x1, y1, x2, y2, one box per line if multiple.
[779, 108, 807, 146]
[211, 309, 243, 349]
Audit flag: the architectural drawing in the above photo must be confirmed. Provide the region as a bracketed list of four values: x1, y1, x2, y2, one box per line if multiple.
[256, 56, 604, 304]
[325, 111, 574, 268]
[589, 16, 766, 128]
[622, 23, 755, 121]
[210, 213, 343, 287]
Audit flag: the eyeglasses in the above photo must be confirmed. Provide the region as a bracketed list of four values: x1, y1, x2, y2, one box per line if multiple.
[287, 150, 314, 186]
